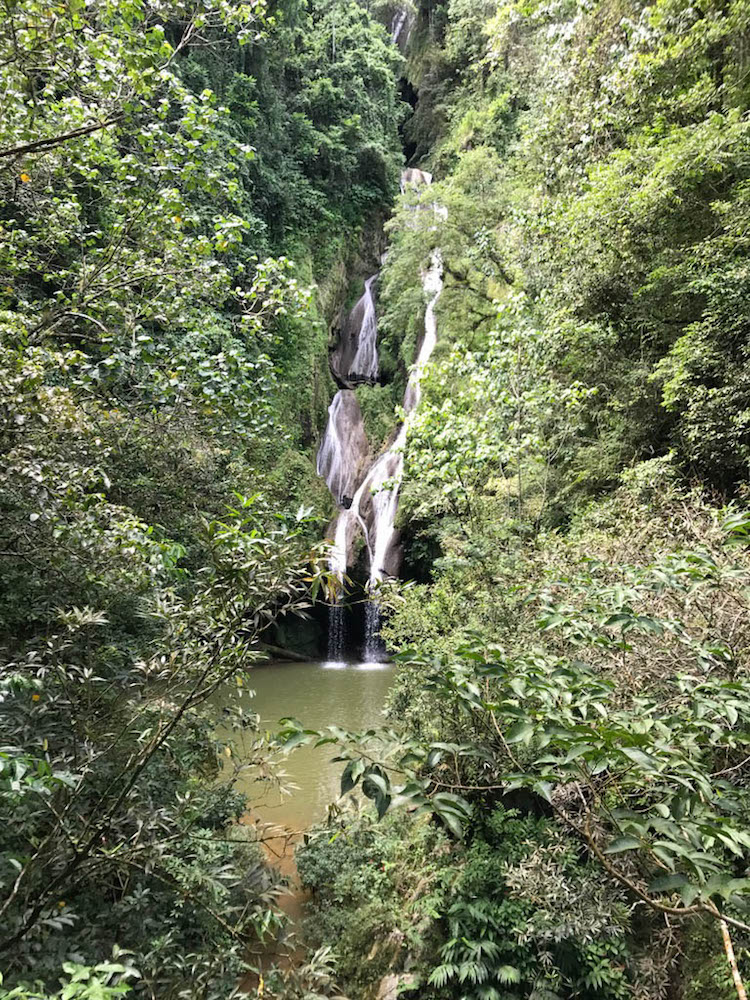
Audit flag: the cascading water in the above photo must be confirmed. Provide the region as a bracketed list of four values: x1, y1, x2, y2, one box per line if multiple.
[363, 602, 385, 662]
[361, 249, 443, 659]
[317, 280, 381, 659]
[327, 603, 345, 661]
[331, 274, 379, 385]
[316, 389, 369, 507]
[350, 275, 379, 381]
[317, 170, 443, 662]
[391, 7, 408, 44]
[390, 4, 415, 50]
[369, 251, 442, 575]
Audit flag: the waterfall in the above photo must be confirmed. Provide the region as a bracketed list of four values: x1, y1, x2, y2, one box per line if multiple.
[363, 602, 385, 662]
[350, 275, 379, 381]
[317, 280, 381, 658]
[365, 249, 443, 590]
[331, 274, 379, 385]
[316, 389, 368, 507]
[317, 169, 443, 661]
[391, 7, 408, 44]
[328, 602, 345, 661]
[390, 5, 414, 49]
[329, 506, 351, 581]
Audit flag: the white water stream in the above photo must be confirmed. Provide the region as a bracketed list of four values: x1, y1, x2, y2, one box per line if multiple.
[317, 172, 443, 659]
[367, 249, 442, 586]
[330, 274, 379, 385]
[316, 389, 368, 506]
[350, 275, 379, 381]
[391, 7, 408, 45]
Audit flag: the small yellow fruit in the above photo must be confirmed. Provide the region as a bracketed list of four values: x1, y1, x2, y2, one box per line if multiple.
[19, 172, 30, 183]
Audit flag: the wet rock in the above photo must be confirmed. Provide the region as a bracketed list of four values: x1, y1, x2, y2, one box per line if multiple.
[400, 168, 433, 193]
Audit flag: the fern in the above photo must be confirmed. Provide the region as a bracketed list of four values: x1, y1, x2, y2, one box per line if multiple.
[428, 963, 459, 988]
[496, 965, 521, 984]
[528, 989, 563, 1000]
[476, 988, 503, 1000]
[458, 960, 488, 984]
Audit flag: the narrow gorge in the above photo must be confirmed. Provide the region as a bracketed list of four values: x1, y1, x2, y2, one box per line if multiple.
[4, 0, 750, 996]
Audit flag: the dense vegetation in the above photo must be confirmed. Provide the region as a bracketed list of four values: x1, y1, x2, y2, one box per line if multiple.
[4, 0, 750, 997]
[0, 0, 402, 994]
[297, 0, 750, 997]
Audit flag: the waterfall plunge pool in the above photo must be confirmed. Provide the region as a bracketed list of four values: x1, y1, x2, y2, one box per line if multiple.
[213, 659, 394, 980]
[214, 658, 395, 835]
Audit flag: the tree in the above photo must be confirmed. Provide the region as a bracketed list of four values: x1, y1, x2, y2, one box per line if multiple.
[1, 499, 329, 993]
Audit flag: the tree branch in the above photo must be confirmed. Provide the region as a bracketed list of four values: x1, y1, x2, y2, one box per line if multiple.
[721, 918, 748, 1000]
[0, 116, 121, 159]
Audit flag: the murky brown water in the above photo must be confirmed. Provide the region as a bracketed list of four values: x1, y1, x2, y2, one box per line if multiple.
[215, 658, 395, 834]
[214, 659, 395, 983]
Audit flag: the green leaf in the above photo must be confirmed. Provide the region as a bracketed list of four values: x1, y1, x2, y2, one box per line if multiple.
[680, 883, 701, 906]
[437, 808, 464, 839]
[532, 780, 553, 802]
[563, 742, 593, 762]
[362, 771, 389, 800]
[281, 731, 309, 751]
[620, 746, 660, 770]
[505, 721, 534, 744]
[603, 836, 643, 854]
[340, 757, 365, 795]
[648, 873, 689, 893]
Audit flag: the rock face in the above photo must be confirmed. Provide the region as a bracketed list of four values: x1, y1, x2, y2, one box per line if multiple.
[376, 973, 419, 1000]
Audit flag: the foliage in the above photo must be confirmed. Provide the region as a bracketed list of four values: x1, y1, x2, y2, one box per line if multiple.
[286, 504, 750, 996]
[0, 950, 141, 1000]
[681, 922, 747, 1000]
[291, 0, 750, 994]
[260, 945, 349, 1000]
[0, 0, 406, 614]
[0, 501, 328, 994]
[298, 805, 635, 999]
[6, 0, 750, 996]
[384, 0, 750, 611]
[0, 0, 406, 990]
